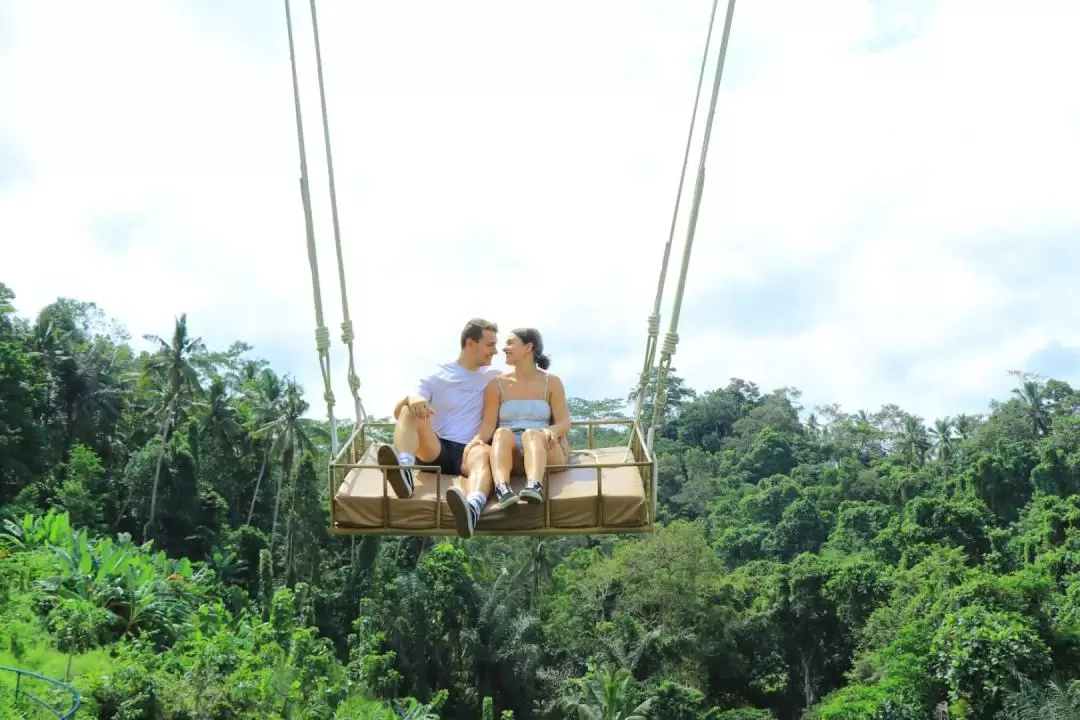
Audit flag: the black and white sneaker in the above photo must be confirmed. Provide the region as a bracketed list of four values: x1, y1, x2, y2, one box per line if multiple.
[494, 483, 519, 510]
[519, 480, 543, 504]
[446, 487, 480, 538]
[376, 443, 414, 499]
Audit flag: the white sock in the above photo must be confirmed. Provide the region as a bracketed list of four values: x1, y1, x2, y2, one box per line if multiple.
[467, 491, 486, 511]
[398, 451, 415, 465]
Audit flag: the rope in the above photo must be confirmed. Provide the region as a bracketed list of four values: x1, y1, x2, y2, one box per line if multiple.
[308, 0, 368, 433]
[629, 0, 722, 459]
[285, 0, 339, 454]
[647, 0, 738, 451]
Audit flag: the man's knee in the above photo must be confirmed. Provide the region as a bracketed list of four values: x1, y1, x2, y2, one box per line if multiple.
[464, 444, 491, 472]
[467, 443, 492, 462]
[395, 406, 433, 432]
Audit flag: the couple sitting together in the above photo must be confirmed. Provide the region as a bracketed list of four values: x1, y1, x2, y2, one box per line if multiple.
[374, 318, 572, 538]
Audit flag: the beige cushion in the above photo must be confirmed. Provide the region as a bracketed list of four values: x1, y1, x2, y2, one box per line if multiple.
[333, 445, 650, 533]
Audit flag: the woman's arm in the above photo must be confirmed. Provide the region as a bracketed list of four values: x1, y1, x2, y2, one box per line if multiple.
[470, 378, 502, 446]
[546, 374, 572, 438]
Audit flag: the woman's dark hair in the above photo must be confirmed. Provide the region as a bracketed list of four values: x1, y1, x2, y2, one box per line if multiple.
[512, 327, 550, 370]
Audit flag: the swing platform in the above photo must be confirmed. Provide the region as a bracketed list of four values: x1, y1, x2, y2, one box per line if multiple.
[328, 419, 656, 536]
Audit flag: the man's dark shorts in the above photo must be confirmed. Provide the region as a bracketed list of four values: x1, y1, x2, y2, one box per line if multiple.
[431, 436, 467, 476]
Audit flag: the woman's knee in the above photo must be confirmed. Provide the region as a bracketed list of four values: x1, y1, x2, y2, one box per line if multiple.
[493, 427, 514, 443]
[522, 428, 544, 444]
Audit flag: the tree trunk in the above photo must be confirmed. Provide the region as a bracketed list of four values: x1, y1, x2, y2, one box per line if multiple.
[247, 437, 272, 526]
[801, 653, 815, 711]
[270, 461, 287, 554]
[144, 417, 171, 543]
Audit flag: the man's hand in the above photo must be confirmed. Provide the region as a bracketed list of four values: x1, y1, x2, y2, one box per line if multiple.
[408, 396, 434, 419]
[463, 436, 488, 460]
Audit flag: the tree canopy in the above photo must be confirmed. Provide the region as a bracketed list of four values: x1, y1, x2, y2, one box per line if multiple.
[2, 280, 1079, 719]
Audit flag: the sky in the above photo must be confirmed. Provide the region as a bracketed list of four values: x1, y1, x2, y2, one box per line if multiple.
[2, 0, 1079, 428]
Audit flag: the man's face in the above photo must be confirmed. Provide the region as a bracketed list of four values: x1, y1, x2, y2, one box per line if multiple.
[468, 330, 498, 366]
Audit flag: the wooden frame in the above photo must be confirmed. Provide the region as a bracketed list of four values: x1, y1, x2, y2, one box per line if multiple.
[327, 419, 657, 537]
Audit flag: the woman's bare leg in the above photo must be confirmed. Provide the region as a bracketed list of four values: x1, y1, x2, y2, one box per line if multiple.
[491, 427, 519, 508]
[520, 428, 566, 503]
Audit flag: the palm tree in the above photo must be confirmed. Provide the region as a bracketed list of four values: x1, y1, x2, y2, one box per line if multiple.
[141, 314, 205, 542]
[1000, 674, 1080, 719]
[841, 410, 884, 463]
[256, 377, 315, 555]
[26, 300, 132, 462]
[1011, 371, 1051, 437]
[930, 417, 955, 478]
[953, 413, 980, 441]
[389, 698, 441, 719]
[560, 664, 655, 720]
[199, 376, 240, 451]
[226, 357, 269, 397]
[473, 568, 543, 709]
[246, 369, 284, 526]
[899, 415, 930, 467]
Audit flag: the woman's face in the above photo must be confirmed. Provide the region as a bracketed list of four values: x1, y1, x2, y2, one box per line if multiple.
[503, 333, 530, 366]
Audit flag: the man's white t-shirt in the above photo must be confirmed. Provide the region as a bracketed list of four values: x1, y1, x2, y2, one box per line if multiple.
[415, 362, 502, 445]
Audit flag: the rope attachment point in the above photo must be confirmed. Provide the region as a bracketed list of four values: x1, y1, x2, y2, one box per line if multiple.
[662, 331, 679, 357]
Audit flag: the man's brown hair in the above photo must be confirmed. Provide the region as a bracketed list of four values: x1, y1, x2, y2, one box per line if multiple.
[460, 317, 498, 348]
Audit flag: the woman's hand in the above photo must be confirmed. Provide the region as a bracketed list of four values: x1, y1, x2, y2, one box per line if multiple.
[542, 428, 556, 448]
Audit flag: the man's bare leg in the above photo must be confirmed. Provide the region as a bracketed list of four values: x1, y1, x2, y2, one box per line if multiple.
[445, 444, 494, 538]
[377, 405, 443, 499]
[391, 406, 442, 462]
[463, 445, 494, 499]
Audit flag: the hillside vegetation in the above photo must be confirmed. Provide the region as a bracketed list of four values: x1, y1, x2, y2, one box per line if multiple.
[2, 279, 1080, 719]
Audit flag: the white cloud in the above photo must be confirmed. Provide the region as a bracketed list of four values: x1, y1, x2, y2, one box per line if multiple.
[2, 0, 1079, 433]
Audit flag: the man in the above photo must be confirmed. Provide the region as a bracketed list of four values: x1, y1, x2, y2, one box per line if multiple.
[375, 317, 502, 538]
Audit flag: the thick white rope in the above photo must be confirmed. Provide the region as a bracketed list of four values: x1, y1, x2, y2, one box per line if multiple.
[308, 0, 368, 436]
[285, 0, 339, 454]
[647, 0, 738, 452]
[628, 0, 722, 460]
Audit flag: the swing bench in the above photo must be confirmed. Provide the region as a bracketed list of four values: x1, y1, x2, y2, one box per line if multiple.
[329, 419, 656, 536]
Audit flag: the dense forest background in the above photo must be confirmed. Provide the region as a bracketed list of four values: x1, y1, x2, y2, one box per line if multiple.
[3, 278, 1080, 719]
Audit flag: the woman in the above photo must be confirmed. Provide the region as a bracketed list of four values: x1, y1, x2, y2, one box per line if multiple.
[469, 327, 572, 509]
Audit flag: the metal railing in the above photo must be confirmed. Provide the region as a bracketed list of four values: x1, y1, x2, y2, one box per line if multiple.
[0, 665, 81, 719]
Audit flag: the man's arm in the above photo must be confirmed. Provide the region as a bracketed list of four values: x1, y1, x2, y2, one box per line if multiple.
[394, 373, 435, 419]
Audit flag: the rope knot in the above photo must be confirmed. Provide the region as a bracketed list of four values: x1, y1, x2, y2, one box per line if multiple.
[315, 326, 331, 352]
[647, 313, 660, 335]
[348, 371, 361, 394]
[340, 320, 354, 345]
[662, 331, 679, 356]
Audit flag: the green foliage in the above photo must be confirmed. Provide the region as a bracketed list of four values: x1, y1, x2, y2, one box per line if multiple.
[6, 283, 1080, 719]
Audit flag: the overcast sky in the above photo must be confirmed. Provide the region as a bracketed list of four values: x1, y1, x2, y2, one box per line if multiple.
[2, 0, 1079, 427]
